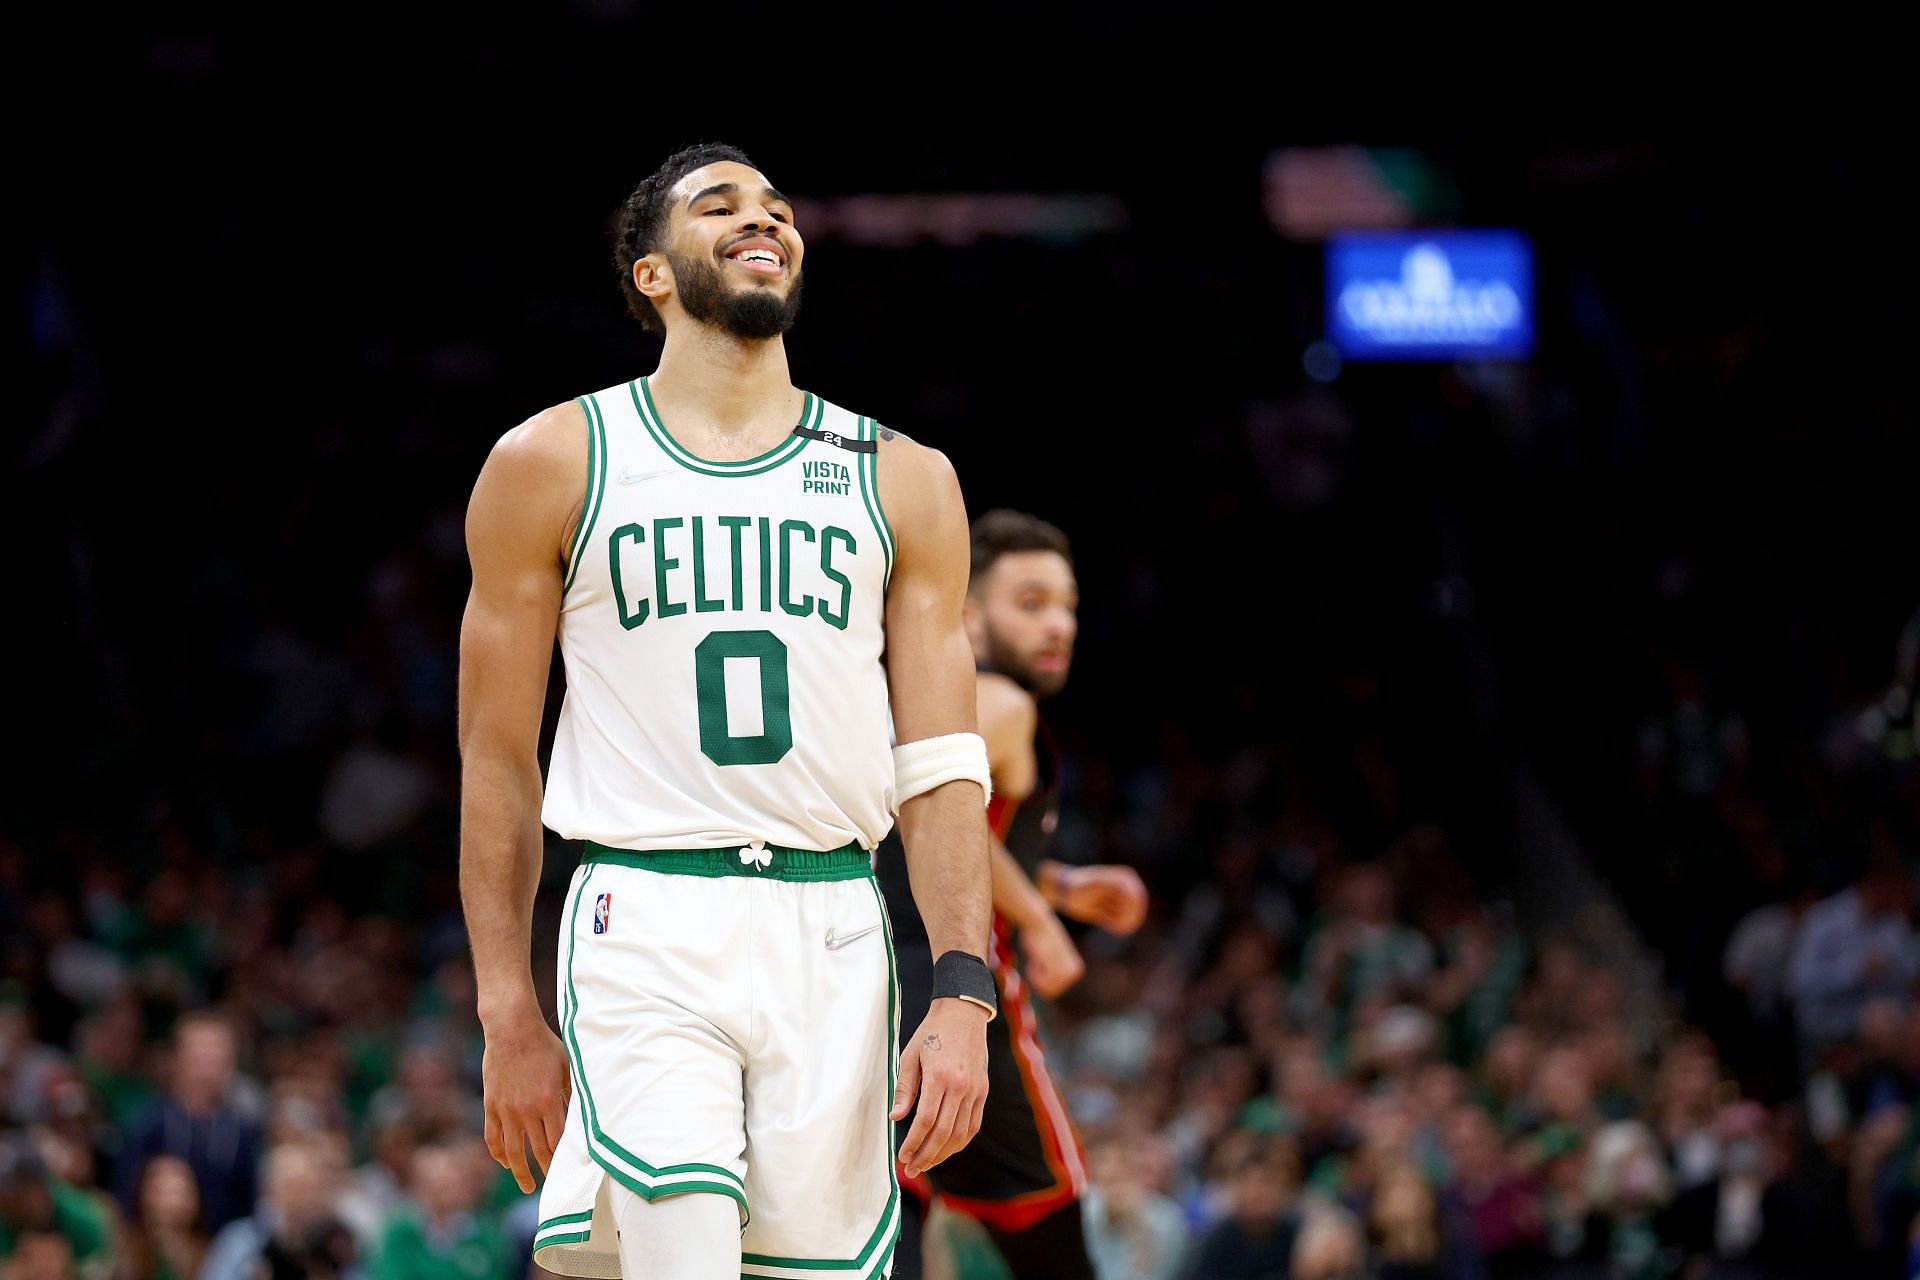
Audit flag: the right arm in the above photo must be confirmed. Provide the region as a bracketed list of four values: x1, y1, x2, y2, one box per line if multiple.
[458, 400, 583, 1192]
[976, 673, 1085, 999]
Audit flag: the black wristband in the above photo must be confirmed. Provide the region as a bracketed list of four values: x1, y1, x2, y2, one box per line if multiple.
[931, 950, 997, 1019]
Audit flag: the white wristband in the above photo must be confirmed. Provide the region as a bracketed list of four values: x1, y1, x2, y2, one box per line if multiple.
[891, 732, 992, 814]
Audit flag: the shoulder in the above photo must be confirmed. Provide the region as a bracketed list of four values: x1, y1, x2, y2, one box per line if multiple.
[872, 424, 964, 549]
[976, 672, 1037, 735]
[976, 672, 1038, 767]
[873, 424, 956, 495]
[470, 401, 588, 515]
[481, 400, 588, 486]
[467, 400, 591, 562]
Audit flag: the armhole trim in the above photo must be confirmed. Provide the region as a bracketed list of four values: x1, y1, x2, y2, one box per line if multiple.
[857, 416, 896, 590]
[562, 394, 609, 595]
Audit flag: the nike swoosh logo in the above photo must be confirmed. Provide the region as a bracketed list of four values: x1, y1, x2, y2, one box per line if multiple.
[619, 468, 673, 485]
[824, 923, 882, 951]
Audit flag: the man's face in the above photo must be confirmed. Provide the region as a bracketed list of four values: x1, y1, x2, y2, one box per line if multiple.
[267, 1150, 330, 1231]
[175, 1023, 236, 1099]
[966, 551, 1078, 697]
[649, 161, 805, 340]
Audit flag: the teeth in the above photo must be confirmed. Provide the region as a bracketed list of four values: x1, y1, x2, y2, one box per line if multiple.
[733, 248, 779, 265]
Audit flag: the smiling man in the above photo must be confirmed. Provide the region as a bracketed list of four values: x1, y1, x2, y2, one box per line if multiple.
[458, 142, 994, 1280]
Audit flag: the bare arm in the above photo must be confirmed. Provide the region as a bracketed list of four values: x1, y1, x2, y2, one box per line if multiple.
[882, 440, 993, 963]
[977, 673, 1086, 997]
[975, 673, 1050, 932]
[876, 432, 992, 1178]
[458, 400, 582, 1192]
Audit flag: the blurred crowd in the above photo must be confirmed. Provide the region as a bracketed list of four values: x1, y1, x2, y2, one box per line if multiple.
[6, 771, 1920, 1280]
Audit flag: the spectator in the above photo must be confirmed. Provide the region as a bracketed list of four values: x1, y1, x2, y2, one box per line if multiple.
[1786, 850, 1917, 1055]
[1659, 1101, 1817, 1280]
[1184, 1145, 1298, 1280]
[1291, 1207, 1366, 1280]
[334, 1117, 424, 1258]
[199, 1141, 359, 1280]
[8, 1231, 77, 1280]
[1366, 1162, 1483, 1280]
[0, 1133, 111, 1278]
[119, 1154, 207, 1280]
[1083, 1136, 1187, 1280]
[372, 1142, 510, 1280]
[114, 1014, 262, 1234]
[1582, 1121, 1675, 1280]
[1440, 1104, 1544, 1279]
[1722, 875, 1816, 1032]
[1298, 865, 1434, 1038]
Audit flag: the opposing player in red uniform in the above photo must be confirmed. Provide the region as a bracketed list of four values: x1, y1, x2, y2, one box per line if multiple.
[877, 509, 1148, 1279]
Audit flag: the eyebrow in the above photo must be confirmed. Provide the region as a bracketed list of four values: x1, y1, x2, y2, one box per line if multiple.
[685, 182, 793, 211]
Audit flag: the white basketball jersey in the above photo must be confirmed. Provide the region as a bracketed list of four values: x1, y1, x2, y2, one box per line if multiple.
[541, 376, 897, 852]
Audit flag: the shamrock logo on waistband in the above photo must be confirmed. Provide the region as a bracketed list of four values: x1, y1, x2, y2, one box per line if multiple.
[739, 841, 772, 871]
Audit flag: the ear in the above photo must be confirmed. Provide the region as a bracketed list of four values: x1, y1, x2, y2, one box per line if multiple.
[633, 254, 672, 304]
[962, 594, 986, 651]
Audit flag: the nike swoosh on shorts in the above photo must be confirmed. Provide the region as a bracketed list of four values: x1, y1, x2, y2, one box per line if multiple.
[824, 924, 882, 951]
[619, 468, 673, 485]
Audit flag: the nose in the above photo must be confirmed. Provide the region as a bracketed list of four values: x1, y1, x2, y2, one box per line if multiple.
[735, 199, 785, 235]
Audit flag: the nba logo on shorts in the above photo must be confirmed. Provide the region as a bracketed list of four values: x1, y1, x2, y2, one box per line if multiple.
[594, 893, 611, 935]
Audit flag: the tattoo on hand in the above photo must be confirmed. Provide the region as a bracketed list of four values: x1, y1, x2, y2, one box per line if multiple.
[924, 1033, 941, 1051]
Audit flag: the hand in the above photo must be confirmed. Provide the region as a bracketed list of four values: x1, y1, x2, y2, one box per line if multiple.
[1019, 913, 1086, 999]
[480, 1001, 572, 1193]
[891, 997, 990, 1179]
[1047, 863, 1148, 936]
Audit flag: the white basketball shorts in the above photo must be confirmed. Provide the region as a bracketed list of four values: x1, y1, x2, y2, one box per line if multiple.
[532, 842, 900, 1279]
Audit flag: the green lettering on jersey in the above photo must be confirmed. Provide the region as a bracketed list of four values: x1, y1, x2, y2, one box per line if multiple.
[819, 526, 856, 631]
[756, 517, 773, 614]
[779, 520, 816, 618]
[718, 516, 751, 611]
[653, 517, 686, 618]
[691, 517, 723, 614]
[608, 523, 649, 630]
[607, 514, 863, 632]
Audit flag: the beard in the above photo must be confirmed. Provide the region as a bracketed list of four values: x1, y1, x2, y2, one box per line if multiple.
[981, 629, 1069, 699]
[669, 248, 804, 340]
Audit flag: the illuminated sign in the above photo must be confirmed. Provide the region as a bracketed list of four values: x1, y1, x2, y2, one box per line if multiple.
[1327, 231, 1533, 360]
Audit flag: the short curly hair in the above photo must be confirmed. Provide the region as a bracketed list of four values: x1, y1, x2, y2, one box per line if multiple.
[970, 509, 1073, 584]
[612, 142, 760, 333]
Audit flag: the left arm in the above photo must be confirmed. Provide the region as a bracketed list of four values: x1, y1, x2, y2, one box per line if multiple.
[878, 432, 993, 1180]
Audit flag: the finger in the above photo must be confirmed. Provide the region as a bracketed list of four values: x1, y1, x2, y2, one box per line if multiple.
[891, 1041, 922, 1122]
[504, 1118, 535, 1193]
[914, 1086, 966, 1175]
[898, 1075, 939, 1174]
[966, 1090, 987, 1144]
[533, 1104, 562, 1177]
[484, 1108, 506, 1168]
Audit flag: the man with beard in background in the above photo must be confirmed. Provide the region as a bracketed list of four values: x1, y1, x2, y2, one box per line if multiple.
[879, 509, 1149, 1280]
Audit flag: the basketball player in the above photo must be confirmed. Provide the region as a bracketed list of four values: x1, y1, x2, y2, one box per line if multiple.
[457, 143, 996, 1280]
[878, 511, 1149, 1280]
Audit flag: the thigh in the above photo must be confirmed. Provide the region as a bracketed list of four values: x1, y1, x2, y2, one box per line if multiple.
[740, 874, 900, 1278]
[563, 864, 752, 1219]
[610, 1179, 743, 1280]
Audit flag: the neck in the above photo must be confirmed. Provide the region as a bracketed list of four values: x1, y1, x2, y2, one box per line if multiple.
[652, 326, 793, 429]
